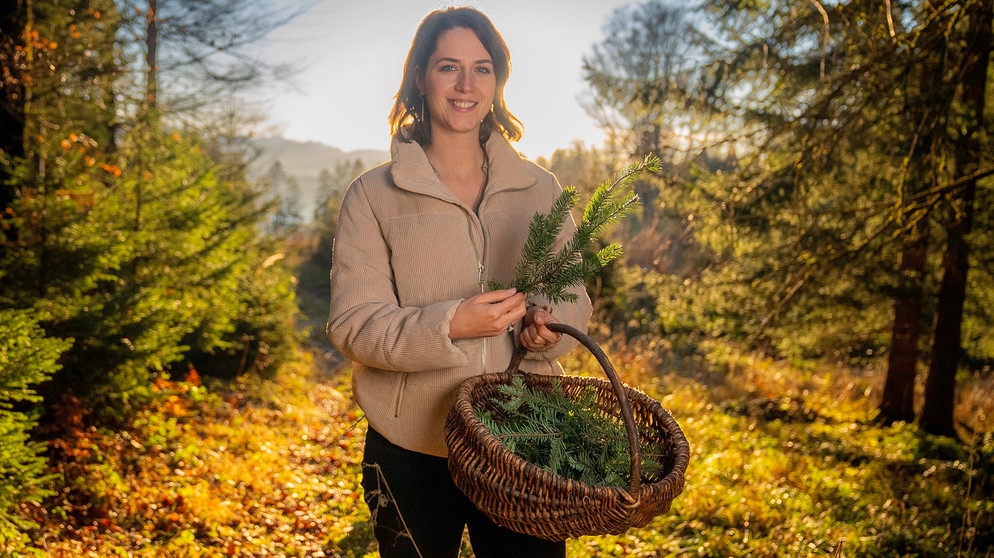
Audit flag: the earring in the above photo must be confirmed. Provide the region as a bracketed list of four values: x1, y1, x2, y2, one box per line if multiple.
[419, 95, 426, 122]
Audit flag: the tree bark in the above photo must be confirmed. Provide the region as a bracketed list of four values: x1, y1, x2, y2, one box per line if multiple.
[878, 0, 950, 426]
[0, 0, 26, 212]
[920, 0, 992, 438]
[145, 0, 158, 109]
[879, 227, 928, 425]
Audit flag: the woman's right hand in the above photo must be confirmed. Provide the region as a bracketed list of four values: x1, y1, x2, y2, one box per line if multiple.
[449, 288, 526, 340]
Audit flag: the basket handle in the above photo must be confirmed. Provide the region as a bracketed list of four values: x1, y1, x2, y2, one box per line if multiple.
[503, 322, 643, 495]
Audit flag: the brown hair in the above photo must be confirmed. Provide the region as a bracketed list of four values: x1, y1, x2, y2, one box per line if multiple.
[388, 7, 523, 147]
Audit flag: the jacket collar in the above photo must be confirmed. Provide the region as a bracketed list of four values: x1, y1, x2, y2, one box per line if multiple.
[389, 131, 537, 199]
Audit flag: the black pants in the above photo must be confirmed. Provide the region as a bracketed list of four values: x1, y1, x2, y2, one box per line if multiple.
[360, 427, 567, 558]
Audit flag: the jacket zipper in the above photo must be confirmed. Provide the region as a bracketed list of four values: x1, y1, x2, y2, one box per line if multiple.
[467, 194, 489, 375]
[468, 189, 491, 375]
[478, 261, 487, 374]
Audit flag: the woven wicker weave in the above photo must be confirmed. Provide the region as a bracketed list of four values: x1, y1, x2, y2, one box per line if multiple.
[445, 322, 690, 541]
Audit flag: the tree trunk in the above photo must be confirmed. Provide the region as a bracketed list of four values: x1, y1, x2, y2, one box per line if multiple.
[0, 0, 26, 213]
[877, 0, 955, 426]
[920, 0, 992, 438]
[878, 227, 928, 425]
[145, 0, 158, 109]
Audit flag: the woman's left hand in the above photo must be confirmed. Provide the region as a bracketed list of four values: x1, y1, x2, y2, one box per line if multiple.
[520, 305, 562, 352]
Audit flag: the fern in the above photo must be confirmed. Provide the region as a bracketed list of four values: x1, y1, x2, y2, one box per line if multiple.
[490, 155, 660, 304]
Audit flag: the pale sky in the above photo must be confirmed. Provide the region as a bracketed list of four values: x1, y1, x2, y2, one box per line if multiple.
[256, 0, 635, 159]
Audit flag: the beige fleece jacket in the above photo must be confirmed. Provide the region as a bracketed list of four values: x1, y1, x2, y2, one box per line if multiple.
[326, 132, 593, 457]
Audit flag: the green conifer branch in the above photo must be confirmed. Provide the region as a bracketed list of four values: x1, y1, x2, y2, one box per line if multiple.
[490, 154, 661, 304]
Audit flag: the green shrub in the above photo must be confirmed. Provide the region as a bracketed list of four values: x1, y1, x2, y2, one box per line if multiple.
[0, 309, 71, 550]
[2, 123, 300, 415]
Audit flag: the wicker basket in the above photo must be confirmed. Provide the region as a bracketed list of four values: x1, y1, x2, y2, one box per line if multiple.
[445, 322, 690, 541]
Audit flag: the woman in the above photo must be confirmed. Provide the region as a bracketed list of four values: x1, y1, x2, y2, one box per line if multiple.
[326, 7, 592, 557]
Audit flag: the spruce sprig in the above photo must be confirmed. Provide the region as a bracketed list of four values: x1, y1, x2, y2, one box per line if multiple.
[490, 154, 661, 304]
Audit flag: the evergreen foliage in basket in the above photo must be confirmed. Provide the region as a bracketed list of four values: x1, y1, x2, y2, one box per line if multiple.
[474, 376, 667, 488]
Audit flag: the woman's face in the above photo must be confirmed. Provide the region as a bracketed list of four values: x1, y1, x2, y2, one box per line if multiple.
[418, 27, 497, 141]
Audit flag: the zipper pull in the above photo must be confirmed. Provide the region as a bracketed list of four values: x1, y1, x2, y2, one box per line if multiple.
[478, 262, 485, 292]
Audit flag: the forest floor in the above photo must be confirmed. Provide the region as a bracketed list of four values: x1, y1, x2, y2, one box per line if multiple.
[17, 257, 994, 557]
[25, 345, 376, 557]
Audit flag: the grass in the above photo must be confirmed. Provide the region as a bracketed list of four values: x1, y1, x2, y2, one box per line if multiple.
[12, 254, 994, 556]
[558, 341, 994, 557]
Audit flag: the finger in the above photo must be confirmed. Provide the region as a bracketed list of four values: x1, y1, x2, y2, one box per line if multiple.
[522, 324, 560, 348]
[476, 288, 519, 304]
[525, 306, 547, 324]
[529, 310, 559, 334]
[491, 295, 527, 321]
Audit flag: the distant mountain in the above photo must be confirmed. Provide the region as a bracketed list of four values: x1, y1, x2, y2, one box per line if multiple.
[247, 137, 388, 222]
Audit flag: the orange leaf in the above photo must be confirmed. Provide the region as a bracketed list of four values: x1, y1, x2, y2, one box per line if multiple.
[185, 367, 201, 387]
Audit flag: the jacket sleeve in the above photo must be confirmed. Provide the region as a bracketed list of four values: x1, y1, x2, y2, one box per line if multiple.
[326, 178, 470, 372]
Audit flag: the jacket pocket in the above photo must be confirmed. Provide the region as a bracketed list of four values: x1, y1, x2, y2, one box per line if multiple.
[393, 374, 408, 418]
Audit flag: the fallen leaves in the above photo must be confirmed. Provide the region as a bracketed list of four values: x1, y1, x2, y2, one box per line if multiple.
[27, 354, 374, 556]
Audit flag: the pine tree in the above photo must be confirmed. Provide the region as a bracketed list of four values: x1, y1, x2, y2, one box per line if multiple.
[583, 1, 994, 442]
[0, 310, 71, 550]
[311, 159, 365, 268]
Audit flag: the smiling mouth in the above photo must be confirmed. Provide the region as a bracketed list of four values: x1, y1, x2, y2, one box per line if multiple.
[450, 100, 477, 109]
